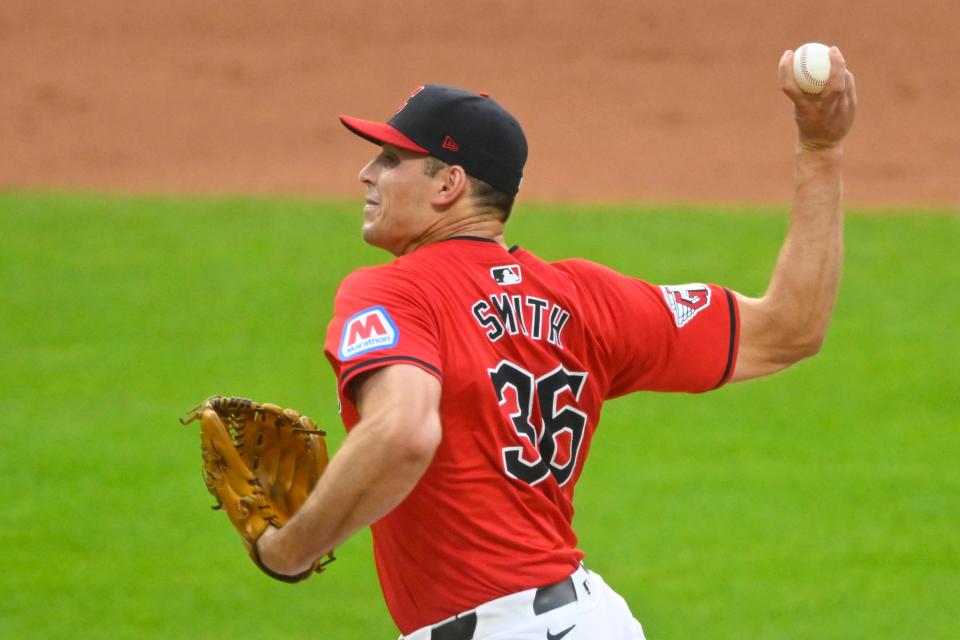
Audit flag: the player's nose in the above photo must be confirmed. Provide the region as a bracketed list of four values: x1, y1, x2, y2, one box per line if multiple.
[358, 158, 377, 185]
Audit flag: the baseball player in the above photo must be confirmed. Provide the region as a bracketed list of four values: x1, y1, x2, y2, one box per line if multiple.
[255, 47, 857, 639]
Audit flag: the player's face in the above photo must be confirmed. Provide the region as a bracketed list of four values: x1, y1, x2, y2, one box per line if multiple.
[358, 145, 436, 255]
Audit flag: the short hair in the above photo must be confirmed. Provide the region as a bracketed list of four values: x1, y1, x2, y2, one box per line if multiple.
[423, 156, 515, 221]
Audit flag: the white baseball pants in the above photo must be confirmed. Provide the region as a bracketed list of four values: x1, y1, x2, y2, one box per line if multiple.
[401, 565, 647, 640]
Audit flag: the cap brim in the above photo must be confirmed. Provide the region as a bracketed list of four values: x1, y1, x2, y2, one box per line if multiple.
[339, 115, 429, 153]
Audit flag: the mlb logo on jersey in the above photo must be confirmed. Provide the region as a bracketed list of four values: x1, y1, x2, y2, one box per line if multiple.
[339, 306, 399, 360]
[661, 283, 711, 328]
[491, 264, 522, 285]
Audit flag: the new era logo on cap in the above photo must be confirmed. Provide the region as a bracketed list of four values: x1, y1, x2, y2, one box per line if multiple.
[442, 136, 459, 152]
[339, 306, 399, 360]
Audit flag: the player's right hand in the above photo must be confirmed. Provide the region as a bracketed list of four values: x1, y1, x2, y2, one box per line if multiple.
[779, 46, 857, 151]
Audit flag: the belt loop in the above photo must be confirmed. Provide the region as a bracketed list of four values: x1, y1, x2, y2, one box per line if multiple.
[532, 576, 578, 615]
[430, 612, 477, 640]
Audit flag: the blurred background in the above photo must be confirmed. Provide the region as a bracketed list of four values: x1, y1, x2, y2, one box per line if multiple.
[2, 0, 959, 205]
[1, 2, 957, 639]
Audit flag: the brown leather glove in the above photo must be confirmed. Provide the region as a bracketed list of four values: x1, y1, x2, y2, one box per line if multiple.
[181, 396, 335, 582]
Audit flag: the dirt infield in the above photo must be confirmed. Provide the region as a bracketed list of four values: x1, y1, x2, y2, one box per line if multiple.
[2, 1, 957, 206]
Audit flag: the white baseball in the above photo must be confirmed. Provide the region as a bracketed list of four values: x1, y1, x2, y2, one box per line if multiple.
[793, 43, 831, 94]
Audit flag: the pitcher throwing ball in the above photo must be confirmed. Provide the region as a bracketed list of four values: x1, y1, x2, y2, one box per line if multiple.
[254, 47, 856, 639]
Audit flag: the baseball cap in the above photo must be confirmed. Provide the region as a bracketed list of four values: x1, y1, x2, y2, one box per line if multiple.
[340, 84, 528, 196]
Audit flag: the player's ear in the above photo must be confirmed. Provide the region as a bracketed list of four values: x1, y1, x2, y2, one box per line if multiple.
[431, 164, 468, 207]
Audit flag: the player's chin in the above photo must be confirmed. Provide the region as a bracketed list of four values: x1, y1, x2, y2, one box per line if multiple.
[361, 222, 403, 255]
[361, 219, 387, 248]
[360, 220, 376, 242]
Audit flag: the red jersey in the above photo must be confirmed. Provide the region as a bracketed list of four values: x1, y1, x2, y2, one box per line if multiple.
[323, 236, 739, 634]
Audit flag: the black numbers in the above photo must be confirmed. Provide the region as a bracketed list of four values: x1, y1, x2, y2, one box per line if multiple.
[488, 361, 588, 486]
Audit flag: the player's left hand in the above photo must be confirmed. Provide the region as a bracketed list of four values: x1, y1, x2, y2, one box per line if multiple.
[181, 396, 336, 582]
[779, 46, 858, 151]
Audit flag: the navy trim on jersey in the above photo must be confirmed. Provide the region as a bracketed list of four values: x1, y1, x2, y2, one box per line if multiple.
[443, 235, 501, 244]
[713, 288, 738, 388]
[341, 355, 443, 382]
[440, 235, 520, 254]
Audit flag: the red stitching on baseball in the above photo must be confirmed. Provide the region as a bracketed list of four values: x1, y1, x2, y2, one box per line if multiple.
[799, 49, 827, 86]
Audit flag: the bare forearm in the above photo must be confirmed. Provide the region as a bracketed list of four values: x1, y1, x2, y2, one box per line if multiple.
[765, 145, 844, 348]
[261, 416, 434, 573]
[257, 365, 442, 576]
[733, 146, 844, 379]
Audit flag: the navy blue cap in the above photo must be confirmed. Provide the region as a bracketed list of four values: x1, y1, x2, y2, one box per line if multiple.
[340, 84, 527, 196]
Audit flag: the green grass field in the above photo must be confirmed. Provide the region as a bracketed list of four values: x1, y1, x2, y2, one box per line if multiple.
[1, 192, 957, 639]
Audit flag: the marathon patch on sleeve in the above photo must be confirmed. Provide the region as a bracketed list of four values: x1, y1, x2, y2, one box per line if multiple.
[661, 283, 711, 328]
[339, 306, 399, 360]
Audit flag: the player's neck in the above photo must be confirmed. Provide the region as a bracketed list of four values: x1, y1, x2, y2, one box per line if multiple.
[401, 212, 507, 255]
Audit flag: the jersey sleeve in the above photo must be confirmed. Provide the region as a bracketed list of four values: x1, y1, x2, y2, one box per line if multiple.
[562, 260, 739, 397]
[323, 266, 442, 418]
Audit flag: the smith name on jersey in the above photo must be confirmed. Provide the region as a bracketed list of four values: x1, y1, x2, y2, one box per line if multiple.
[471, 293, 571, 346]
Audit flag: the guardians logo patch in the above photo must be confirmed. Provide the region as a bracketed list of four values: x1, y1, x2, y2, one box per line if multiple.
[661, 283, 711, 328]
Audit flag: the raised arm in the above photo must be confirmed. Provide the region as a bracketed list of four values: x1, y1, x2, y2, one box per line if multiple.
[731, 47, 857, 382]
[255, 364, 442, 576]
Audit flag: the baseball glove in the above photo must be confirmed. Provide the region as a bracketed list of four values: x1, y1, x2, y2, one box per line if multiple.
[180, 396, 335, 582]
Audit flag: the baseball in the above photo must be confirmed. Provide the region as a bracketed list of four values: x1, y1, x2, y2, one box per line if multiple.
[793, 43, 831, 94]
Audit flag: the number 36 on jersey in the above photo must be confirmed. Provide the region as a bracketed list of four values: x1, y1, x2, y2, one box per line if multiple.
[488, 360, 588, 487]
